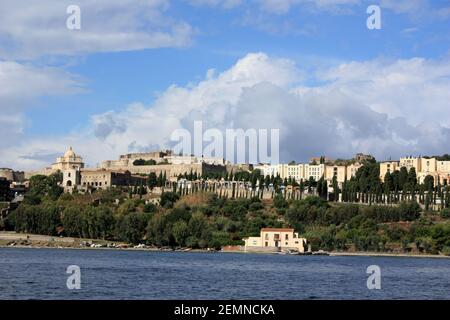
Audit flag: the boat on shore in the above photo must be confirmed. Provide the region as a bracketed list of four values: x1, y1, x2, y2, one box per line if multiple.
[312, 250, 330, 256]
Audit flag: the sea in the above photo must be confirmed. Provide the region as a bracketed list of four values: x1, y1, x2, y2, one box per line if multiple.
[0, 248, 449, 300]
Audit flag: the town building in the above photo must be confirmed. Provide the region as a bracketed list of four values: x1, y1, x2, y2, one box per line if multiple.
[354, 153, 375, 163]
[305, 163, 325, 182]
[346, 163, 363, 180]
[379, 161, 400, 182]
[279, 164, 306, 182]
[80, 169, 146, 190]
[52, 147, 84, 171]
[254, 164, 280, 178]
[58, 147, 85, 190]
[0, 168, 25, 183]
[243, 228, 307, 253]
[437, 160, 450, 173]
[325, 165, 347, 184]
[101, 151, 227, 178]
[399, 156, 421, 173]
[379, 156, 450, 185]
[421, 158, 437, 174]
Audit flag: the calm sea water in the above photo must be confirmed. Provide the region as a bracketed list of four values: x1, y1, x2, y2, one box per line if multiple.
[0, 248, 449, 300]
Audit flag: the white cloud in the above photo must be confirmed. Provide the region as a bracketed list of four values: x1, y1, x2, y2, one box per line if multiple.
[0, 61, 84, 112]
[257, 0, 360, 14]
[0, 0, 194, 59]
[0, 60, 84, 161]
[188, 0, 243, 9]
[316, 57, 450, 125]
[379, 0, 427, 14]
[2, 52, 450, 170]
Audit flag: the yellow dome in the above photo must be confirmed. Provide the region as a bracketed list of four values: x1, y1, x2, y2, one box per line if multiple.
[64, 146, 76, 158]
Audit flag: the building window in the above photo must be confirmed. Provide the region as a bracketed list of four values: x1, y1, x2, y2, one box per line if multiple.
[265, 242, 268, 247]
[68, 172, 71, 177]
[285, 234, 289, 240]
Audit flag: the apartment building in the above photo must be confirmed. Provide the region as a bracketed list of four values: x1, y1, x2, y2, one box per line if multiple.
[305, 164, 325, 182]
[325, 165, 347, 183]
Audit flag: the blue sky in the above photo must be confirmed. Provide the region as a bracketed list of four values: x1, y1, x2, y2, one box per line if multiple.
[1, 0, 450, 169]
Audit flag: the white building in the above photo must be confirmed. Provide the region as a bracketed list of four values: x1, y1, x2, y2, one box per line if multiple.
[305, 164, 325, 182]
[254, 164, 281, 178]
[243, 228, 307, 253]
[57, 147, 84, 191]
[279, 164, 306, 182]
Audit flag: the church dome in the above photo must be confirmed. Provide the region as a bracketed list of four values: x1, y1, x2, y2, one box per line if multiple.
[64, 146, 76, 158]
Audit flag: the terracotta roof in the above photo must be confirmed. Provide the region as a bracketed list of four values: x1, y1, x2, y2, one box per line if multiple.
[261, 228, 294, 232]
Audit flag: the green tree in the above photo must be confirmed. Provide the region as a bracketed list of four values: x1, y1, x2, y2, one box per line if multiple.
[118, 212, 150, 244]
[147, 173, 158, 190]
[160, 192, 180, 208]
[147, 213, 171, 246]
[172, 221, 189, 247]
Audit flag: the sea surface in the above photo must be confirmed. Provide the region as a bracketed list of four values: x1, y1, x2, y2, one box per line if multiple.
[0, 248, 449, 300]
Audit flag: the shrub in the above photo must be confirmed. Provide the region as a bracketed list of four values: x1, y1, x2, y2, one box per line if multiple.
[144, 203, 158, 214]
[441, 208, 450, 219]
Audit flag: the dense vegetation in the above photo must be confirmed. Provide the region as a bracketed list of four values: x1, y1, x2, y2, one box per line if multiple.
[2, 169, 450, 255]
[133, 159, 157, 166]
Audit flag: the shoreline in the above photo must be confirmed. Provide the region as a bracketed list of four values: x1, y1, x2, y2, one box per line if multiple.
[329, 251, 450, 259]
[1, 244, 449, 259]
[1, 232, 449, 259]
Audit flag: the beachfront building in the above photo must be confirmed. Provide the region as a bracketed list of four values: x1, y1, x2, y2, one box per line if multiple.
[243, 228, 307, 253]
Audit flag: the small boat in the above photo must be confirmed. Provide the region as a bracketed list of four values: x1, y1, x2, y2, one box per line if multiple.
[312, 250, 330, 256]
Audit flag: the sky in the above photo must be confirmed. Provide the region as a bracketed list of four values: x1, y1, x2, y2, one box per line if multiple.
[0, 0, 450, 170]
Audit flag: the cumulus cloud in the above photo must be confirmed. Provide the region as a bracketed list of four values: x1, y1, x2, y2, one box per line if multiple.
[0, 61, 84, 113]
[0, 60, 84, 158]
[0, 0, 194, 59]
[2, 52, 450, 170]
[316, 57, 450, 125]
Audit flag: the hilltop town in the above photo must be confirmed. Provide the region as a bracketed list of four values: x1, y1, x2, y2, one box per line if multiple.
[1, 148, 450, 256]
[2, 148, 450, 205]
